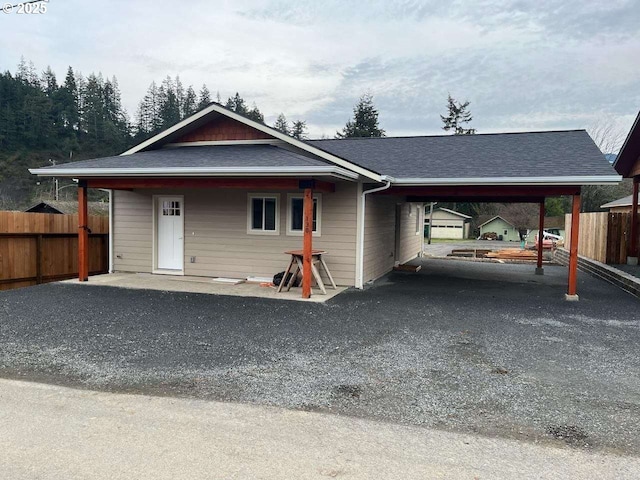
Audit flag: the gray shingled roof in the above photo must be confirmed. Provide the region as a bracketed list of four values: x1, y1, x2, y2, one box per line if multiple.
[39, 145, 329, 170]
[601, 195, 638, 209]
[308, 130, 616, 179]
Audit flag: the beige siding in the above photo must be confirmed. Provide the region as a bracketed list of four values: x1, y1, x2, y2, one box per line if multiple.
[363, 195, 396, 282]
[112, 183, 358, 286]
[398, 203, 423, 264]
[362, 198, 423, 283]
[112, 190, 153, 272]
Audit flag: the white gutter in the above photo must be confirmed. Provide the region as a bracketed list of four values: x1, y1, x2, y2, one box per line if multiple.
[356, 176, 393, 289]
[108, 190, 114, 273]
[28, 166, 359, 180]
[392, 175, 622, 186]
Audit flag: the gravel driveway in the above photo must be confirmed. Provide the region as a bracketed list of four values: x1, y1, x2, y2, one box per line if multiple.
[1, 259, 639, 455]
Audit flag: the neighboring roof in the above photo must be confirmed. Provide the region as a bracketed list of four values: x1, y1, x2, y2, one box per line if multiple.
[613, 111, 640, 177]
[309, 130, 619, 184]
[601, 194, 639, 209]
[29, 145, 358, 180]
[434, 207, 471, 219]
[25, 200, 109, 216]
[478, 215, 517, 229]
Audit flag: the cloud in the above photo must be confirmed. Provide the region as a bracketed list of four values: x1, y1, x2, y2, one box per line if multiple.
[0, 0, 638, 139]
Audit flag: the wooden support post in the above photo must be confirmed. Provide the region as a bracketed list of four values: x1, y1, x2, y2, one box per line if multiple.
[78, 182, 89, 282]
[302, 187, 313, 299]
[566, 192, 580, 301]
[628, 177, 639, 264]
[536, 201, 545, 275]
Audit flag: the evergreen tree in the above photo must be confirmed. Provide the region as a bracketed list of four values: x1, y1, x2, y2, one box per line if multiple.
[336, 93, 385, 138]
[198, 84, 211, 109]
[225, 93, 264, 122]
[225, 92, 248, 115]
[175, 75, 185, 117]
[41, 66, 58, 96]
[291, 120, 308, 140]
[273, 113, 289, 134]
[246, 103, 264, 123]
[135, 81, 161, 138]
[158, 76, 181, 128]
[440, 94, 476, 135]
[183, 86, 198, 117]
[59, 67, 79, 131]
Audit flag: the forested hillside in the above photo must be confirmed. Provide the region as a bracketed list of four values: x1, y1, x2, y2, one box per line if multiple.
[0, 58, 270, 209]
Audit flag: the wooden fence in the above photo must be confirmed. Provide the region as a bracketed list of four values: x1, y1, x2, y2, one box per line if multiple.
[0, 211, 109, 291]
[565, 212, 637, 264]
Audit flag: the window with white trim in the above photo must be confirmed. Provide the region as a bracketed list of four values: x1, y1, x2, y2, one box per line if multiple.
[415, 205, 421, 235]
[247, 194, 279, 234]
[287, 193, 321, 236]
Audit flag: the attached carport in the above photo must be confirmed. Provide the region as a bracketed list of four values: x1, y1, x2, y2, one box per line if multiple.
[378, 184, 581, 298]
[312, 130, 621, 301]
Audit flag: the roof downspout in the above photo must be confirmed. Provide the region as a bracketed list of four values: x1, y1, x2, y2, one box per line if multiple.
[356, 176, 393, 289]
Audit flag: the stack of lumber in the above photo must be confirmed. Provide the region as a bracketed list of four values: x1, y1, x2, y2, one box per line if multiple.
[449, 249, 492, 258]
[485, 248, 538, 260]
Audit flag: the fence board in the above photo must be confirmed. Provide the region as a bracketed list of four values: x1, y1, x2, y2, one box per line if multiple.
[565, 212, 638, 265]
[0, 211, 109, 291]
[565, 212, 608, 263]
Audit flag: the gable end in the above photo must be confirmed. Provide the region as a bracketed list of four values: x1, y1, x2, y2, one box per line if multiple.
[174, 116, 273, 143]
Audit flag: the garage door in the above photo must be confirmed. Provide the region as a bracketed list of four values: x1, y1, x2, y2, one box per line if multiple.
[431, 225, 464, 239]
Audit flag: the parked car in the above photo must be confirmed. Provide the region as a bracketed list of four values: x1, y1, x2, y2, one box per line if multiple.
[534, 230, 564, 249]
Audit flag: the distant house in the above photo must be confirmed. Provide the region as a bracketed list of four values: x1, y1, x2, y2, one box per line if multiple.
[425, 207, 470, 239]
[478, 215, 522, 241]
[25, 200, 109, 216]
[601, 195, 640, 213]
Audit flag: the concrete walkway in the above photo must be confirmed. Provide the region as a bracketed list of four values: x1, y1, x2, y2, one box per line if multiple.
[61, 272, 347, 303]
[1, 379, 638, 480]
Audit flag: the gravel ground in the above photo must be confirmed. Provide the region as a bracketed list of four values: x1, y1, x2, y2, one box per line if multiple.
[1, 259, 639, 455]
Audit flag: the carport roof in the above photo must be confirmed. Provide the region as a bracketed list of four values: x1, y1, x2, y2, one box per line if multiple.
[309, 130, 619, 183]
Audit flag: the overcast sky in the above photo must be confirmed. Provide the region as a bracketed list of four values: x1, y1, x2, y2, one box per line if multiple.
[1, 0, 639, 143]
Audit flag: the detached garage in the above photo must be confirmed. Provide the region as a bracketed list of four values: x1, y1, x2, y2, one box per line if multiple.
[426, 207, 470, 239]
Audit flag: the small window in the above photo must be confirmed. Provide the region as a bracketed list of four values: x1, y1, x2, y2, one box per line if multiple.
[287, 194, 321, 236]
[247, 194, 279, 235]
[162, 200, 181, 216]
[504, 230, 508, 235]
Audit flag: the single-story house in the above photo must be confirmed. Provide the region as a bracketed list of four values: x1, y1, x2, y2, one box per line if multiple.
[30, 103, 619, 299]
[613, 110, 640, 264]
[425, 207, 470, 239]
[25, 200, 109, 216]
[600, 194, 640, 213]
[478, 215, 522, 241]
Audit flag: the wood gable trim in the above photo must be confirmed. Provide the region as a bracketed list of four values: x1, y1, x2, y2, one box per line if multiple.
[174, 116, 273, 143]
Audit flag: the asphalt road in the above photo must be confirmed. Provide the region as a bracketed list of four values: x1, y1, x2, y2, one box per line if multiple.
[3, 379, 639, 480]
[1, 259, 639, 455]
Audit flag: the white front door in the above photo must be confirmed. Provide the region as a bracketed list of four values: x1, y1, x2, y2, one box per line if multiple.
[156, 196, 184, 271]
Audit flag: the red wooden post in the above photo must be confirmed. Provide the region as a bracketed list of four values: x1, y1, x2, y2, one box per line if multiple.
[567, 192, 581, 300]
[629, 176, 639, 263]
[302, 187, 313, 299]
[536, 200, 545, 274]
[78, 182, 89, 282]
